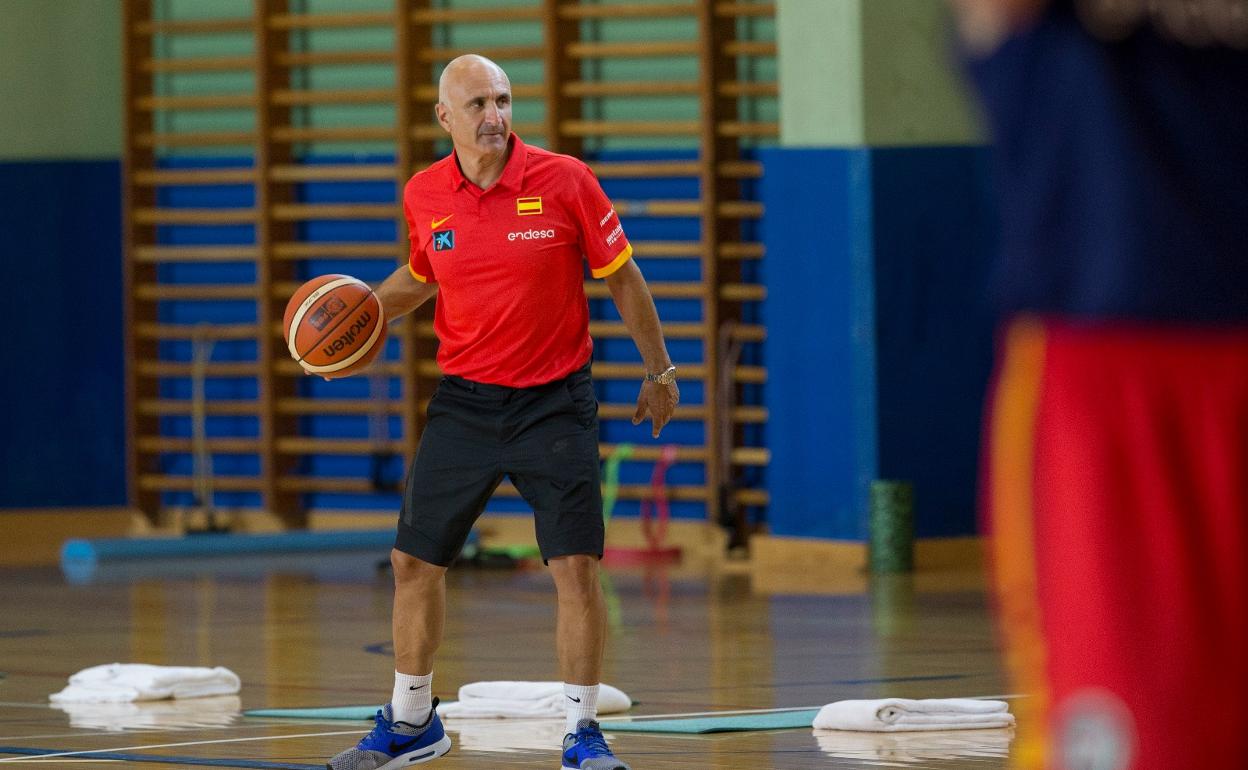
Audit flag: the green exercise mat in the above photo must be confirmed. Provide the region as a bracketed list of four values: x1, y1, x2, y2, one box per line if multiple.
[599, 709, 818, 733]
[245, 705, 382, 720]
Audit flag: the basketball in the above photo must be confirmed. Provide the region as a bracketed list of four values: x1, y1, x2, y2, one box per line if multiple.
[283, 274, 386, 377]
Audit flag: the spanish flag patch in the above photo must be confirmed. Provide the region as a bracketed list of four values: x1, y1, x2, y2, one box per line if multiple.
[516, 197, 543, 216]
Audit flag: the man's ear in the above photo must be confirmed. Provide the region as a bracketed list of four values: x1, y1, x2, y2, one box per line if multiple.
[435, 103, 451, 133]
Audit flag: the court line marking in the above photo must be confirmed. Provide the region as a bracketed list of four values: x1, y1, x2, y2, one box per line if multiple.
[0, 729, 362, 763]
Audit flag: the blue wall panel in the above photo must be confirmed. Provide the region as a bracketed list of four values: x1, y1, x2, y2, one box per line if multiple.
[870, 147, 996, 538]
[760, 148, 878, 540]
[0, 160, 125, 507]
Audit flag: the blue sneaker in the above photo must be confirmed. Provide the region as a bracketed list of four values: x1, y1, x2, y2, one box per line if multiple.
[561, 719, 630, 770]
[326, 698, 450, 770]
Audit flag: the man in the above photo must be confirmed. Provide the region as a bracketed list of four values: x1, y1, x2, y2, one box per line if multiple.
[950, 1, 1248, 768]
[323, 55, 678, 770]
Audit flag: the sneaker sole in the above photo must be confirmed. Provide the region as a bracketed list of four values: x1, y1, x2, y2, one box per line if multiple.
[375, 734, 452, 770]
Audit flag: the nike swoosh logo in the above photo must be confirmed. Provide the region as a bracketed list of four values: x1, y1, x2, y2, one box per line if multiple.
[430, 214, 453, 229]
[567, 696, 581, 703]
[389, 736, 423, 753]
[408, 684, 427, 690]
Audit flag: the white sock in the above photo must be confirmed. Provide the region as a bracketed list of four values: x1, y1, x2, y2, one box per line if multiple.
[564, 682, 600, 733]
[391, 671, 433, 725]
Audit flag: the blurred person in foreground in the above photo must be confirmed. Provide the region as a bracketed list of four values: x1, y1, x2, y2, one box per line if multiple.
[949, 1, 1248, 768]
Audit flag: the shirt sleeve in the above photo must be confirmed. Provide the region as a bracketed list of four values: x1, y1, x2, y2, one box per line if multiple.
[404, 194, 434, 284]
[572, 164, 632, 279]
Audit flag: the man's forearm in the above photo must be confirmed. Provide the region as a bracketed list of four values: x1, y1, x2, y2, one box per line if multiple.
[375, 265, 438, 321]
[605, 260, 672, 373]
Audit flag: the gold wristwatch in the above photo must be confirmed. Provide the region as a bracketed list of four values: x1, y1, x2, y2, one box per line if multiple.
[645, 365, 677, 385]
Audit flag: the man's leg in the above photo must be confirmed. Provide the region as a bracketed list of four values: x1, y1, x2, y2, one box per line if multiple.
[389, 549, 447, 726]
[391, 548, 447, 678]
[548, 554, 607, 685]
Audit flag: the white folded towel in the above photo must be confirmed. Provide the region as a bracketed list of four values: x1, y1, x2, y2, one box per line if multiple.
[813, 698, 1015, 732]
[49, 664, 241, 704]
[439, 681, 631, 720]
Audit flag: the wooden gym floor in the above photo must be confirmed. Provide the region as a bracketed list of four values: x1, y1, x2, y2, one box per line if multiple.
[0, 550, 1014, 768]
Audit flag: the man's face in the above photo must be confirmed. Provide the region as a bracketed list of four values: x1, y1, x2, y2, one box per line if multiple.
[436, 64, 512, 158]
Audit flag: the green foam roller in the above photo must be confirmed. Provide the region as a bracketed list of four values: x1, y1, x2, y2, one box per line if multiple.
[869, 480, 914, 573]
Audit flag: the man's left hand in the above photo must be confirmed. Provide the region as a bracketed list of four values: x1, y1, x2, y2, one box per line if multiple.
[632, 380, 680, 438]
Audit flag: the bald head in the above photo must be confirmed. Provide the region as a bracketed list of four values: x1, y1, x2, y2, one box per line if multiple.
[434, 54, 514, 169]
[438, 55, 509, 106]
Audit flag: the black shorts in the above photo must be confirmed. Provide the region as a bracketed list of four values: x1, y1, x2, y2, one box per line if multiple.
[394, 362, 603, 566]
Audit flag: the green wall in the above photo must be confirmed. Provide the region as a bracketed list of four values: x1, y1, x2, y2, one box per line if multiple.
[0, 0, 122, 160]
[778, 0, 981, 147]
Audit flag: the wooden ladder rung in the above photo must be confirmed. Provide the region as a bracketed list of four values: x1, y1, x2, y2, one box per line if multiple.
[719, 201, 764, 219]
[133, 17, 253, 35]
[141, 55, 254, 73]
[559, 2, 695, 19]
[416, 45, 545, 63]
[566, 41, 701, 59]
[276, 438, 406, 454]
[267, 11, 394, 30]
[584, 282, 704, 300]
[725, 41, 776, 57]
[137, 437, 261, 453]
[136, 399, 259, 416]
[719, 160, 763, 178]
[134, 283, 258, 301]
[135, 94, 256, 111]
[271, 125, 394, 143]
[731, 447, 771, 465]
[719, 81, 778, 98]
[133, 245, 259, 263]
[273, 359, 407, 377]
[562, 120, 701, 137]
[719, 242, 765, 260]
[719, 121, 780, 138]
[599, 443, 706, 462]
[410, 6, 543, 24]
[139, 474, 263, 492]
[716, 1, 776, 17]
[720, 283, 767, 301]
[269, 163, 395, 182]
[132, 207, 256, 225]
[132, 168, 257, 186]
[134, 131, 256, 148]
[413, 83, 544, 100]
[594, 404, 766, 423]
[736, 488, 769, 506]
[272, 241, 401, 259]
[270, 88, 394, 106]
[134, 322, 259, 340]
[277, 398, 405, 415]
[588, 160, 701, 178]
[630, 240, 701, 258]
[563, 80, 699, 97]
[271, 203, 397, 221]
[277, 476, 373, 493]
[613, 200, 701, 217]
[136, 362, 261, 378]
[275, 50, 392, 68]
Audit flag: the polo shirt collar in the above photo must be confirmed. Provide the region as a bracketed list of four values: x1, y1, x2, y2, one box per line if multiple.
[447, 133, 528, 193]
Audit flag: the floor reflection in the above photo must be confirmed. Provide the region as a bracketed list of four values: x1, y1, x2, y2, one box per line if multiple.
[51, 695, 242, 732]
[813, 727, 1014, 766]
[444, 718, 567, 753]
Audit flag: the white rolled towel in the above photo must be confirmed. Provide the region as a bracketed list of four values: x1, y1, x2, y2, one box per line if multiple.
[440, 681, 631, 720]
[50, 664, 241, 704]
[813, 698, 1015, 732]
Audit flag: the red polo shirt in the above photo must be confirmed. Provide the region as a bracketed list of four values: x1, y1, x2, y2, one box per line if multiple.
[403, 134, 632, 387]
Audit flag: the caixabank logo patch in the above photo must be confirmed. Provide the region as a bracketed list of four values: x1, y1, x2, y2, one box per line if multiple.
[433, 229, 455, 251]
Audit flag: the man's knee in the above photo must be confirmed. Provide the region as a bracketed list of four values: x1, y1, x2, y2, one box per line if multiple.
[391, 548, 447, 586]
[549, 554, 601, 598]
